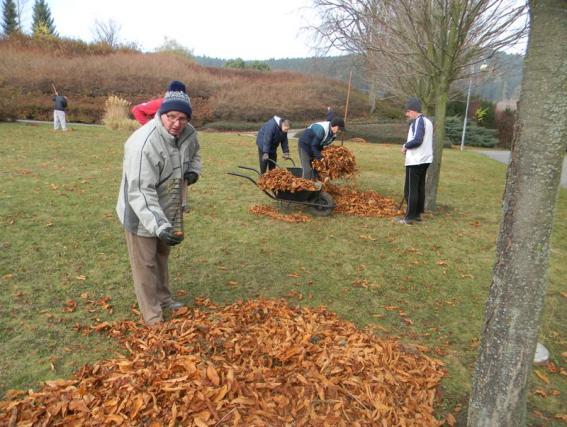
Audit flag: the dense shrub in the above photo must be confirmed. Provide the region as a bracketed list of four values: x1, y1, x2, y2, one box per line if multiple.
[495, 108, 516, 148]
[445, 116, 497, 148]
[0, 36, 370, 126]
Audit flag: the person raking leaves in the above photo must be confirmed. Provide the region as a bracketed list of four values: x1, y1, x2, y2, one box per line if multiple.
[116, 80, 201, 326]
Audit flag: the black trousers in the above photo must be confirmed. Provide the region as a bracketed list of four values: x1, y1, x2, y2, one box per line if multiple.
[258, 148, 277, 174]
[404, 163, 429, 220]
[297, 143, 316, 179]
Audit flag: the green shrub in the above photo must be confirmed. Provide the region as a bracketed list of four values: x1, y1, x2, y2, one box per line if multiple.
[445, 116, 497, 148]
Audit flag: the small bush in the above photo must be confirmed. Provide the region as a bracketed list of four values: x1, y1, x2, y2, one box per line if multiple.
[445, 116, 497, 148]
[495, 108, 516, 148]
[103, 95, 139, 131]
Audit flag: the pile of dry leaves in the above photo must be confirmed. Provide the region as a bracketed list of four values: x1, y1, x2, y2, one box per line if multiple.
[312, 146, 357, 180]
[249, 205, 311, 223]
[326, 184, 404, 218]
[0, 299, 444, 426]
[258, 169, 318, 193]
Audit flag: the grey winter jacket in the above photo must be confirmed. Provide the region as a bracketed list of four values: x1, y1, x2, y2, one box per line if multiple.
[116, 116, 201, 237]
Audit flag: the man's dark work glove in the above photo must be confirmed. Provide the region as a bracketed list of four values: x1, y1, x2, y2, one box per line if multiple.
[158, 227, 184, 246]
[262, 153, 269, 161]
[185, 171, 199, 185]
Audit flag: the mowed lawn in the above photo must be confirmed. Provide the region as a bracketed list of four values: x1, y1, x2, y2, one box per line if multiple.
[0, 122, 565, 423]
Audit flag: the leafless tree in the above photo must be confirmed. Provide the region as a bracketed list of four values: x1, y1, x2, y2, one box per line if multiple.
[92, 18, 121, 48]
[308, 0, 528, 209]
[467, 0, 567, 424]
[15, 0, 27, 30]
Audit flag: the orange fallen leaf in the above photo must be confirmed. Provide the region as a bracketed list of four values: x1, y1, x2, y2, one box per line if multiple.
[206, 365, 220, 386]
[534, 370, 549, 384]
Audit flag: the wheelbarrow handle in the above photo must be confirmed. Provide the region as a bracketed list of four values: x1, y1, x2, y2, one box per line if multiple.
[267, 158, 297, 168]
[227, 172, 258, 186]
[237, 165, 261, 176]
[284, 157, 297, 167]
[227, 172, 278, 201]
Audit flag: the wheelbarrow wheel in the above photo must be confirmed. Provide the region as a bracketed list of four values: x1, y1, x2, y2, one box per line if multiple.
[309, 191, 334, 217]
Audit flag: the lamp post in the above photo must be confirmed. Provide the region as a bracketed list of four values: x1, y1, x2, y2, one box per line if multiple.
[460, 63, 488, 151]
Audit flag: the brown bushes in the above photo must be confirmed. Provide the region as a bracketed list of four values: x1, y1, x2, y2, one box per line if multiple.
[0, 37, 368, 126]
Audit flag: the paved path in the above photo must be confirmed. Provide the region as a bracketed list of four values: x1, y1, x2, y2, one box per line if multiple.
[16, 119, 102, 127]
[478, 150, 567, 189]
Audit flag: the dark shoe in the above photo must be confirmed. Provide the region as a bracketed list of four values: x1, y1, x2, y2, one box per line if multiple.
[415, 217, 422, 222]
[161, 300, 185, 310]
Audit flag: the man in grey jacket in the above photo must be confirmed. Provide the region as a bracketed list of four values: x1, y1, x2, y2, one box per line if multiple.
[116, 80, 201, 326]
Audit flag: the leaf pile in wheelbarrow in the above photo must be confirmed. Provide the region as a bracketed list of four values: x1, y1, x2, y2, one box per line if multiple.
[0, 298, 445, 426]
[258, 168, 318, 192]
[249, 204, 312, 223]
[312, 146, 357, 180]
[326, 184, 404, 218]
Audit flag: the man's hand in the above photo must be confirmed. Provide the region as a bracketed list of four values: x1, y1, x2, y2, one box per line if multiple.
[261, 153, 269, 161]
[401, 145, 407, 154]
[184, 171, 199, 185]
[158, 227, 184, 246]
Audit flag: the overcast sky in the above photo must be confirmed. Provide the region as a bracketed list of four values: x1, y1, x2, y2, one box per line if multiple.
[22, 0, 322, 60]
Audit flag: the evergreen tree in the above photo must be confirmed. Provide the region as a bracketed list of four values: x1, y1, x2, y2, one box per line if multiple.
[1, 0, 19, 36]
[31, 0, 56, 37]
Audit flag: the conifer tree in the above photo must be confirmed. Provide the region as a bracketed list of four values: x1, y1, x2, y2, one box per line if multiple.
[31, 0, 55, 36]
[1, 0, 19, 36]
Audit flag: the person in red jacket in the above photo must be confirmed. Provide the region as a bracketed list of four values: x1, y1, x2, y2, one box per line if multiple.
[131, 98, 163, 125]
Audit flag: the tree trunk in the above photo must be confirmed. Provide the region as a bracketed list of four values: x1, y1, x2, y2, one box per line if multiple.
[369, 80, 377, 114]
[467, 1, 567, 426]
[424, 80, 449, 211]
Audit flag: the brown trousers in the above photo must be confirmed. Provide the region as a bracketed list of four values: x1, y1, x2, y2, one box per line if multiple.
[124, 231, 175, 325]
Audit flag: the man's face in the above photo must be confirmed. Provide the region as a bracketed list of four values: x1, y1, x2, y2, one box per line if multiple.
[161, 111, 189, 137]
[331, 125, 341, 135]
[405, 110, 419, 121]
[281, 124, 290, 133]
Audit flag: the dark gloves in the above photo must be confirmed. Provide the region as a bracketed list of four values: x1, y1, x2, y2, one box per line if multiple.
[261, 153, 269, 161]
[158, 227, 184, 246]
[184, 171, 199, 185]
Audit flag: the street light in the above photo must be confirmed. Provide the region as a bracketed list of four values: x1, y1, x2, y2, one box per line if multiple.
[460, 63, 488, 151]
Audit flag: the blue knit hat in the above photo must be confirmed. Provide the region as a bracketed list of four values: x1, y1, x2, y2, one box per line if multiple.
[405, 97, 422, 113]
[159, 80, 192, 118]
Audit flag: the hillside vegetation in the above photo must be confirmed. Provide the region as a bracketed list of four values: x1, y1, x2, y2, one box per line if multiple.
[0, 36, 375, 126]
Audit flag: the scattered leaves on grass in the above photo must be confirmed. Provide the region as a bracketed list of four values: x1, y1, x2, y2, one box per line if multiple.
[249, 204, 311, 223]
[312, 146, 357, 180]
[62, 300, 77, 313]
[258, 169, 318, 193]
[0, 299, 445, 426]
[325, 184, 403, 218]
[534, 370, 549, 384]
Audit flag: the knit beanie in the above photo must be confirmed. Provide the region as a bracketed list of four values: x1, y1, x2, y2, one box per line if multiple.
[330, 117, 346, 131]
[405, 97, 422, 113]
[159, 80, 192, 118]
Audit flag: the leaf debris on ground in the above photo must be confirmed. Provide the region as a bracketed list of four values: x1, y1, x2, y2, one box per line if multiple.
[0, 299, 445, 426]
[249, 204, 311, 223]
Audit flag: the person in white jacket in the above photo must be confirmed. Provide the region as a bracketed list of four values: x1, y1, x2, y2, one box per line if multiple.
[116, 80, 201, 325]
[398, 97, 433, 225]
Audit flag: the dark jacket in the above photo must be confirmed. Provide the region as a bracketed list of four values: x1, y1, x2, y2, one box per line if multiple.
[256, 116, 289, 155]
[298, 121, 336, 160]
[52, 96, 67, 111]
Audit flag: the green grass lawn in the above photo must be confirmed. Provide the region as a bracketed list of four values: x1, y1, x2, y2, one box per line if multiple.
[1, 122, 565, 424]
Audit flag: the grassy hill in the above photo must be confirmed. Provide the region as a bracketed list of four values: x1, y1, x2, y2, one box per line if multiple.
[0, 36, 386, 126]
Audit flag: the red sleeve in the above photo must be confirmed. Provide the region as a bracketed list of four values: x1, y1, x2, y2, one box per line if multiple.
[131, 98, 163, 125]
